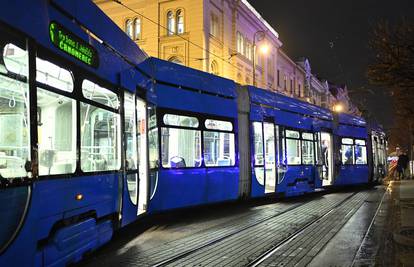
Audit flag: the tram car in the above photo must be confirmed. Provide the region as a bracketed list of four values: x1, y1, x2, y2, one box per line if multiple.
[0, 0, 387, 266]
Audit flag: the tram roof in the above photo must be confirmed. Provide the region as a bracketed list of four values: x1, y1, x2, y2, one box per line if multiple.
[138, 57, 237, 98]
[247, 86, 333, 121]
[338, 113, 367, 127]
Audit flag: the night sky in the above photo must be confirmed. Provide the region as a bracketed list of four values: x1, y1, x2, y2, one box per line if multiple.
[249, 0, 414, 128]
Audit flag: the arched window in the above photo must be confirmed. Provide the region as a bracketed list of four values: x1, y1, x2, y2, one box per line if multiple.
[210, 60, 219, 75]
[134, 18, 141, 40]
[168, 56, 183, 65]
[177, 10, 184, 34]
[167, 11, 175, 35]
[237, 73, 242, 84]
[125, 19, 133, 39]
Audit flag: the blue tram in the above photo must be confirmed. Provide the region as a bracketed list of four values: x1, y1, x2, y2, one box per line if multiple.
[0, 1, 387, 266]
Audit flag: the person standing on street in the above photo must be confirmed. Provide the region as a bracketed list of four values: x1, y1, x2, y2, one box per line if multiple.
[397, 151, 409, 180]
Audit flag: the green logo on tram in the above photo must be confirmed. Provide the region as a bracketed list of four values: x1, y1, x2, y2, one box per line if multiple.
[49, 21, 99, 68]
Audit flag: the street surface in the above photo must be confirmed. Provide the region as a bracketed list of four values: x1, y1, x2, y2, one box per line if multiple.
[78, 186, 388, 267]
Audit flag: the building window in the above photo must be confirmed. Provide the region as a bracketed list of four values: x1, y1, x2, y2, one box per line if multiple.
[277, 69, 280, 87]
[134, 18, 141, 40]
[168, 56, 184, 65]
[298, 83, 302, 97]
[237, 32, 244, 55]
[125, 19, 133, 39]
[176, 9, 184, 34]
[283, 74, 287, 91]
[167, 11, 175, 35]
[210, 13, 219, 37]
[290, 79, 293, 94]
[210, 60, 219, 75]
[246, 42, 252, 61]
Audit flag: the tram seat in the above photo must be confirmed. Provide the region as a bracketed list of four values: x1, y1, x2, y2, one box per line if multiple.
[217, 157, 231, 166]
[289, 156, 301, 165]
[0, 155, 26, 178]
[170, 156, 186, 168]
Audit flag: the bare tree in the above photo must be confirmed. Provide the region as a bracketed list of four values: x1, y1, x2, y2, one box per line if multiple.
[367, 19, 414, 155]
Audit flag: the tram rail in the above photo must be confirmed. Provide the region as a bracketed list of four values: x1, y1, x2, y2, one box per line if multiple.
[143, 191, 367, 267]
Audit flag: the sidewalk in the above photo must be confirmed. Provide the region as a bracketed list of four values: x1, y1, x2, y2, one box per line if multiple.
[353, 179, 414, 266]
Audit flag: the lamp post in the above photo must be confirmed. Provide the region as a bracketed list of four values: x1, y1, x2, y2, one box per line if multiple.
[252, 30, 268, 87]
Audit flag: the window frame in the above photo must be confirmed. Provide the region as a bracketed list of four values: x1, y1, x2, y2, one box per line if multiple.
[176, 9, 184, 35]
[157, 108, 236, 170]
[282, 128, 316, 166]
[339, 137, 368, 166]
[36, 46, 122, 178]
[166, 10, 175, 36]
[0, 34, 32, 183]
[354, 138, 368, 165]
[0, 24, 128, 185]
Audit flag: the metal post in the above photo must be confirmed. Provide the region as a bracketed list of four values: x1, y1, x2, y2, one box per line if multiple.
[252, 36, 256, 87]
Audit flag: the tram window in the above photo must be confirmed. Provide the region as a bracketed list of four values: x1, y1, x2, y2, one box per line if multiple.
[286, 130, 300, 139]
[124, 92, 137, 170]
[2, 43, 28, 77]
[205, 119, 233, 131]
[252, 122, 264, 166]
[302, 133, 313, 140]
[148, 106, 159, 169]
[82, 80, 119, 109]
[355, 139, 367, 164]
[302, 133, 314, 165]
[341, 138, 354, 164]
[161, 128, 201, 168]
[37, 88, 76, 175]
[36, 57, 73, 92]
[286, 130, 301, 165]
[203, 131, 235, 167]
[80, 103, 121, 172]
[0, 43, 30, 179]
[163, 114, 199, 128]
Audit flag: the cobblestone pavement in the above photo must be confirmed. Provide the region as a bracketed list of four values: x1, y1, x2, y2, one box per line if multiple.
[79, 187, 385, 267]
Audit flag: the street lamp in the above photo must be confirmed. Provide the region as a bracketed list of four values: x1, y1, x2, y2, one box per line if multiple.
[252, 30, 268, 87]
[333, 103, 344, 113]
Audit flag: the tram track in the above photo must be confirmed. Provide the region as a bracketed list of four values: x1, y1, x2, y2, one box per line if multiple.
[151, 201, 307, 267]
[149, 191, 363, 267]
[246, 192, 360, 267]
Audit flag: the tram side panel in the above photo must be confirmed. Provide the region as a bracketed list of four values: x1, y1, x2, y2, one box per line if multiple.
[236, 85, 252, 199]
[142, 62, 240, 213]
[334, 122, 370, 185]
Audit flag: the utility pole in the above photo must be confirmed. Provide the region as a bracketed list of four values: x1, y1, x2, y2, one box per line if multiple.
[410, 120, 413, 178]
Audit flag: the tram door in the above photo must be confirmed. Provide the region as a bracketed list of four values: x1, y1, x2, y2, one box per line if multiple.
[136, 97, 148, 215]
[264, 122, 277, 194]
[320, 132, 334, 186]
[123, 93, 148, 225]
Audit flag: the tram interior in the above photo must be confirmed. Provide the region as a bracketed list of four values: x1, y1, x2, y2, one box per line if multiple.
[0, 44, 30, 178]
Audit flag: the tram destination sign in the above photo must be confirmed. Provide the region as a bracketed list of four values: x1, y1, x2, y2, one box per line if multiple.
[49, 21, 99, 68]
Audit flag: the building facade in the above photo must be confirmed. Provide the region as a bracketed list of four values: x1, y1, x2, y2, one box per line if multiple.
[95, 0, 356, 112]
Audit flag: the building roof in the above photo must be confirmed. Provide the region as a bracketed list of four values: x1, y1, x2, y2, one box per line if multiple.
[241, 0, 279, 39]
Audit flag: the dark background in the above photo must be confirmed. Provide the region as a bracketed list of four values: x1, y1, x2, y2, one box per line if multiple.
[249, 0, 414, 129]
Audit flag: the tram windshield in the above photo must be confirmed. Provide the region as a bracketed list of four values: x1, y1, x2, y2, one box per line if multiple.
[0, 43, 30, 178]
